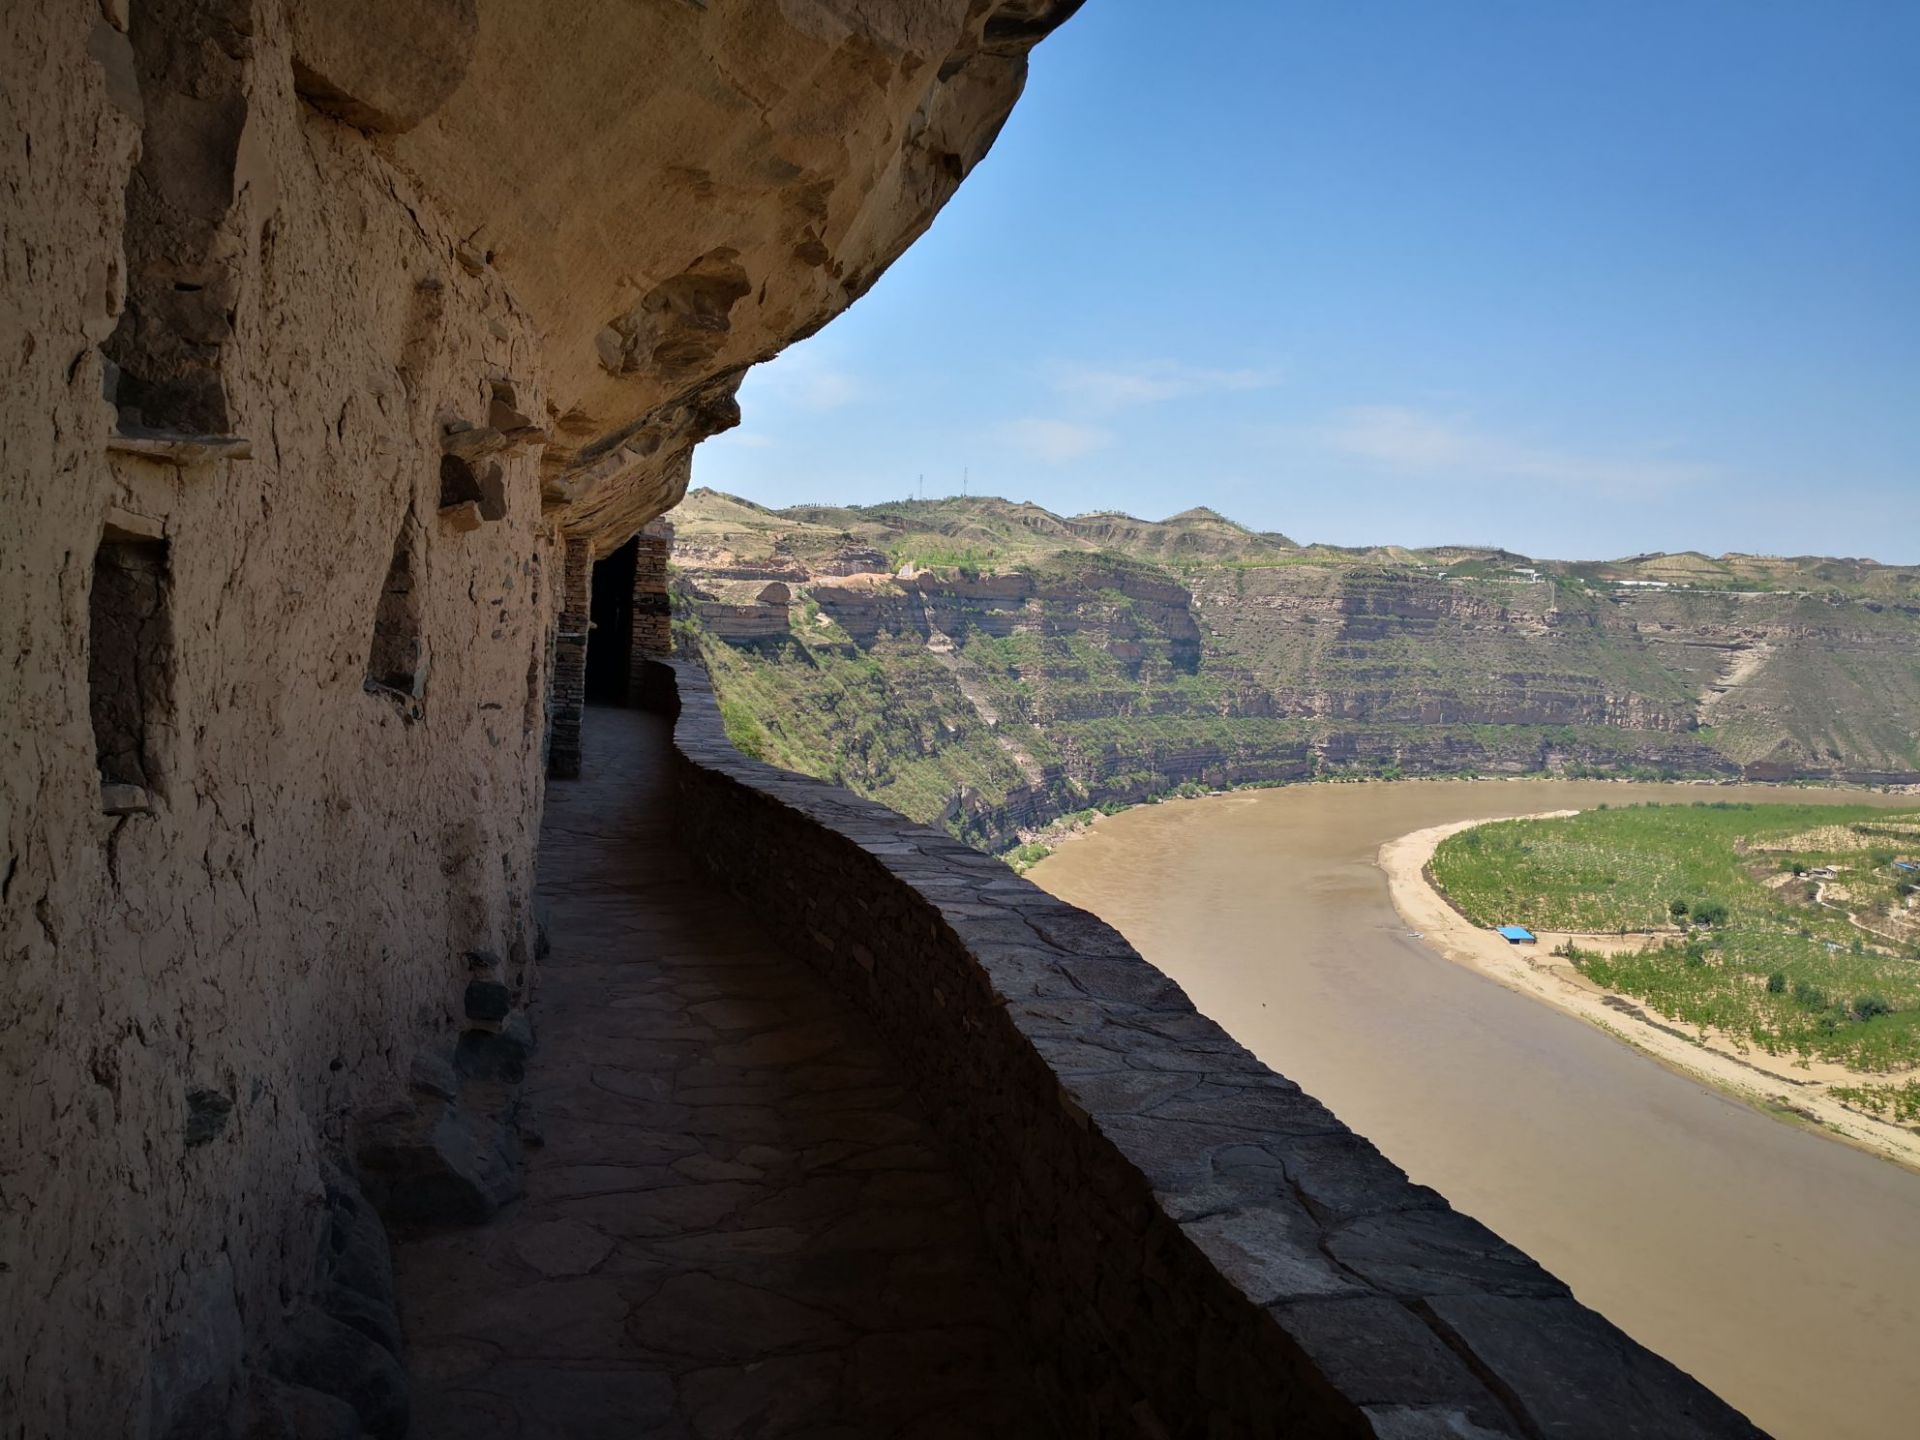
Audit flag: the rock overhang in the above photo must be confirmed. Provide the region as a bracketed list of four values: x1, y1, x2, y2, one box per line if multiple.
[286, 0, 1085, 552]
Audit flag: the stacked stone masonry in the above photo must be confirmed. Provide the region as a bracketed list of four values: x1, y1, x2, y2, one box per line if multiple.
[631, 518, 675, 678]
[394, 705, 1052, 1437]
[548, 535, 594, 780]
[647, 660, 1766, 1440]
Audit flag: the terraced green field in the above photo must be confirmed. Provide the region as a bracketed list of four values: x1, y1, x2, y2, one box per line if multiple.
[1430, 805, 1920, 1070]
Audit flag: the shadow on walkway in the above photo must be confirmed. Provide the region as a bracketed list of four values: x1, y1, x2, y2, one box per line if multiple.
[396, 707, 1053, 1438]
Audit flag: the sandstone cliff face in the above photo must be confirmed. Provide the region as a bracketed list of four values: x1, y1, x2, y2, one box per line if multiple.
[678, 507, 1920, 852]
[0, 2, 1077, 1434]
[383, 0, 1084, 555]
[1192, 568, 1710, 734]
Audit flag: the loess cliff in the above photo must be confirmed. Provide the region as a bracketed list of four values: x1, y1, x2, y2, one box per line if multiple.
[0, 2, 1080, 1435]
[674, 491, 1920, 851]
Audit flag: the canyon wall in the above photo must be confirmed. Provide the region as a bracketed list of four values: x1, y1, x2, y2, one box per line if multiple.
[676, 496, 1920, 851]
[0, 2, 1078, 1434]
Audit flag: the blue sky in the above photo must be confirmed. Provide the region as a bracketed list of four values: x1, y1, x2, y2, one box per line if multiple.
[695, 1, 1920, 562]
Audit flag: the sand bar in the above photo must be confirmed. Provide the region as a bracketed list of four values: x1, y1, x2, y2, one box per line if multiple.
[1379, 813, 1920, 1172]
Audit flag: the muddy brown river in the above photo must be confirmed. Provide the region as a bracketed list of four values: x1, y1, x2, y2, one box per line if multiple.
[1029, 779, 1920, 1440]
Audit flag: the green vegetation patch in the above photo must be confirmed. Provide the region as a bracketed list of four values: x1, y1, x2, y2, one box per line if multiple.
[1431, 803, 1920, 1070]
[1831, 1079, 1920, 1124]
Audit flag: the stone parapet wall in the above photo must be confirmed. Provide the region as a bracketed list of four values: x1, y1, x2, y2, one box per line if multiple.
[644, 658, 1766, 1439]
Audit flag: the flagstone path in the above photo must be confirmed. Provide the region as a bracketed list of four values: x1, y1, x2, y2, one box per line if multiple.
[395, 707, 1053, 1439]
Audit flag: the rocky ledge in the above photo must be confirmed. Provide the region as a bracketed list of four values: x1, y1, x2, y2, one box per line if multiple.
[643, 659, 1768, 1439]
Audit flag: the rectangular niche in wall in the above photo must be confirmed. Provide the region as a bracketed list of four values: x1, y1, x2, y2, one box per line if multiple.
[89, 530, 175, 815]
[365, 520, 427, 710]
[101, 0, 253, 439]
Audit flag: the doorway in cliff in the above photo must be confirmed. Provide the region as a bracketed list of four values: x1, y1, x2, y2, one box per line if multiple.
[585, 537, 639, 704]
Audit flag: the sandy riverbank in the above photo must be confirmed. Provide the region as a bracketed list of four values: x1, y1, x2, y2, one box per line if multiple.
[1379, 814, 1920, 1173]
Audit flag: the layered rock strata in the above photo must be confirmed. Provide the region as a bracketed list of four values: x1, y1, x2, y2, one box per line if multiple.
[678, 528, 1920, 850]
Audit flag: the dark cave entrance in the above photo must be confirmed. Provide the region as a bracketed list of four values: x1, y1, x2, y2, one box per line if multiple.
[585, 536, 639, 705]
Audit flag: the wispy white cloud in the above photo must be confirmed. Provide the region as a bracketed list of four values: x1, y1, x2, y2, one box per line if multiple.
[1316, 406, 1716, 498]
[754, 347, 862, 412]
[725, 432, 776, 449]
[976, 360, 1277, 473]
[997, 418, 1113, 464]
[1048, 360, 1284, 414]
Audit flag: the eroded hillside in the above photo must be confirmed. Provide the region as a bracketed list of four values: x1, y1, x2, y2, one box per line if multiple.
[673, 490, 1920, 850]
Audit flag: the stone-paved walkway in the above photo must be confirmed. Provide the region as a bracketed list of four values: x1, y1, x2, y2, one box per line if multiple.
[396, 707, 1053, 1439]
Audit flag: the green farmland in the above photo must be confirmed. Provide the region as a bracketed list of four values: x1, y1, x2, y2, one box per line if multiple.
[1430, 804, 1920, 1072]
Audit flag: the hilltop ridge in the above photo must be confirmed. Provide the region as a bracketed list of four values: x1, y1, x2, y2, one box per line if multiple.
[678, 488, 1920, 595]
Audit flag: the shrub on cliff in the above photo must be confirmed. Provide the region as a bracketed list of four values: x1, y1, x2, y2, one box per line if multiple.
[1004, 842, 1052, 874]
[719, 696, 772, 761]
